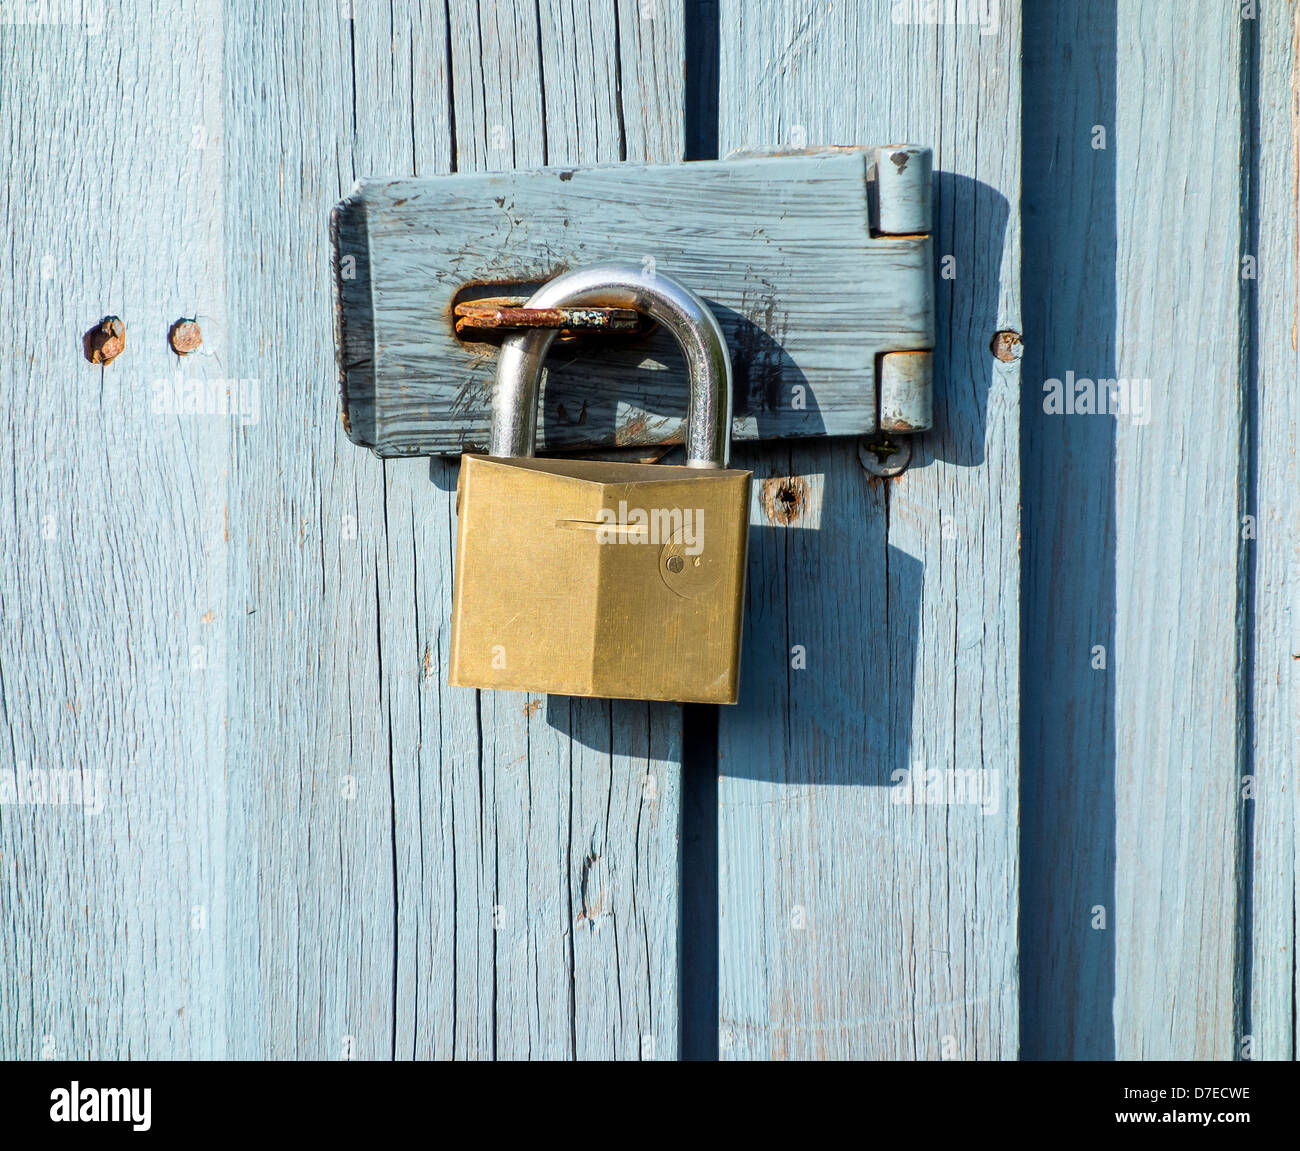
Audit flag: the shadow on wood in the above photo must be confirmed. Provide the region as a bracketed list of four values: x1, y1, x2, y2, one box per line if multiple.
[909, 170, 1010, 471]
[1020, 0, 1118, 1061]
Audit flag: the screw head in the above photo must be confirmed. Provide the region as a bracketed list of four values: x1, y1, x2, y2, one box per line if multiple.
[990, 329, 1023, 362]
[168, 318, 203, 355]
[83, 316, 125, 365]
[858, 434, 912, 477]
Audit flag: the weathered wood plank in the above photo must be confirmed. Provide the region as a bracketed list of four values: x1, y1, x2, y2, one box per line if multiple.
[221, 0, 397, 1060]
[334, 152, 934, 456]
[0, 0, 229, 1059]
[223, 0, 687, 1059]
[1022, 0, 1291, 1064]
[427, 0, 684, 1060]
[715, 0, 1020, 1059]
[1249, 0, 1300, 1064]
[1109, 0, 1243, 1060]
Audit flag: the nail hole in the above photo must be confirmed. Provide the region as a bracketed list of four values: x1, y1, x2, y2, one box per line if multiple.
[761, 476, 809, 525]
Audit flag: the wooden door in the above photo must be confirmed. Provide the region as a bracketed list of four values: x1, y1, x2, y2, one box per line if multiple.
[713, 1, 1019, 1059]
[0, 0, 1295, 1062]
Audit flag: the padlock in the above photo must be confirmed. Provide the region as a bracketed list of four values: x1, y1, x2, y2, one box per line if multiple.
[448, 262, 753, 704]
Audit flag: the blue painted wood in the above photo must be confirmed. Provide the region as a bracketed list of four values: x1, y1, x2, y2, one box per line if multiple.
[714, 0, 1021, 1059]
[1249, 0, 1299, 1064]
[1, 0, 685, 1061]
[1106, 2, 1243, 1059]
[0, 0, 229, 1059]
[4, 0, 1293, 1065]
[221, 0, 686, 1061]
[1023, 0, 1289, 1062]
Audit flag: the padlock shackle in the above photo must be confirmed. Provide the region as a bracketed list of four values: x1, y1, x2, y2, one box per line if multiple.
[490, 262, 733, 467]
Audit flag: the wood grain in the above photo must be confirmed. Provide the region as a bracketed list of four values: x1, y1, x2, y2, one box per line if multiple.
[439, 0, 686, 1059]
[1249, 0, 1300, 1064]
[221, 0, 397, 1061]
[714, 0, 1021, 1059]
[0, 0, 229, 1059]
[1109, 0, 1243, 1060]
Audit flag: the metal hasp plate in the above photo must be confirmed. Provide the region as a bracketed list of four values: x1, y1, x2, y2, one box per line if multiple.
[331, 146, 935, 458]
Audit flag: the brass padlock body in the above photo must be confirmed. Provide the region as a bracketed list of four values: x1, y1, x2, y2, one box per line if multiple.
[449, 454, 751, 704]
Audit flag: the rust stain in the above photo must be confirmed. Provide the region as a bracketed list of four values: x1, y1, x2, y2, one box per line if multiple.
[890, 150, 910, 172]
[760, 475, 809, 525]
[990, 329, 1023, 362]
[168, 318, 202, 355]
[83, 316, 125, 365]
[453, 299, 641, 336]
[200, 610, 215, 625]
[449, 274, 651, 346]
[864, 473, 905, 490]
[524, 699, 541, 717]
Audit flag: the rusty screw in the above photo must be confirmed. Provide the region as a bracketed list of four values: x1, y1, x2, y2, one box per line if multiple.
[858, 434, 913, 478]
[990, 330, 1023, 363]
[168, 318, 203, 355]
[83, 316, 126, 365]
